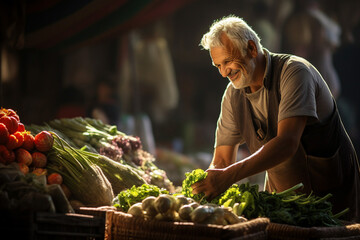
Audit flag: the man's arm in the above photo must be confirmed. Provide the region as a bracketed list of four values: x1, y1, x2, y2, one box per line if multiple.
[209, 144, 240, 169]
[192, 116, 307, 200]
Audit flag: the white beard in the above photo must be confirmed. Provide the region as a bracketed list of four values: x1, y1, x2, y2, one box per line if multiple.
[229, 59, 256, 89]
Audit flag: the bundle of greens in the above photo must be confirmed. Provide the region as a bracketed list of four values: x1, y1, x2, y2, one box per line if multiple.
[113, 183, 169, 212]
[46, 132, 114, 207]
[181, 169, 347, 227]
[44, 117, 174, 192]
[181, 169, 208, 204]
[77, 149, 146, 194]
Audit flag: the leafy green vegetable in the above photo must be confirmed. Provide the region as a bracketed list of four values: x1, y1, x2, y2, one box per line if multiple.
[214, 182, 346, 227]
[113, 184, 168, 212]
[181, 169, 208, 204]
[180, 169, 346, 227]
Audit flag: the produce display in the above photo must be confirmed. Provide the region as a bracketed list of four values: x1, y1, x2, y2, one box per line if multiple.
[181, 169, 348, 227]
[0, 107, 353, 233]
[28, 117, 174, 192]
[118, 169, 348, 227]
[0, 108, 71, 214]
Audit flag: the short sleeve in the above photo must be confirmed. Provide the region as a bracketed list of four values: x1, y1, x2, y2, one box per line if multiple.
[278, 57, 318, 122]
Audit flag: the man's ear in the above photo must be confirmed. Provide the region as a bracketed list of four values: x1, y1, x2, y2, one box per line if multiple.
[247, 40, 258, 58]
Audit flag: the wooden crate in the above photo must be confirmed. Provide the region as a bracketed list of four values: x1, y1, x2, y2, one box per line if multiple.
[105, 210, 270, 240]
[34, 212, 105, 240]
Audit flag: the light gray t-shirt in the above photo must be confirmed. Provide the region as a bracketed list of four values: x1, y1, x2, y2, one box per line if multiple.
[215, 50, 334, 147]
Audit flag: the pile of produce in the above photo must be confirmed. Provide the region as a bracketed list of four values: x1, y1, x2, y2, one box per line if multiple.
[28, 117, 174, 193]
[117, 169, 348, 227]
[0, 108, 175, 213]
[0, 108, 63, 184]
[181, 169, 348, 227]
[0, 108, 72, 214]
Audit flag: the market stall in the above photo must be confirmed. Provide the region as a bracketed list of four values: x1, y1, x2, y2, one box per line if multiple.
[0, 107, 359, 239]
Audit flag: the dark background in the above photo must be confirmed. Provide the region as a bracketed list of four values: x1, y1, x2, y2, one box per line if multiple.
[1, 0, 360, 158]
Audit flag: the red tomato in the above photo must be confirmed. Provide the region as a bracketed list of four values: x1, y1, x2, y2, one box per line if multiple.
[0, 145, 15, 164]
[47, 173, 63, 185]
[18, 162, 29, 175]
[0, 123, 9, 144]
[5, 109, 20, 122]
[34, 131, 54, 152]
[22, 132, 35, 151]
[15, 148, 32, 166]
[6, 134, 18, 150]
[0, 116, 18, 134]
[17, 123, 25, 132]
[31, 151, 47, 168]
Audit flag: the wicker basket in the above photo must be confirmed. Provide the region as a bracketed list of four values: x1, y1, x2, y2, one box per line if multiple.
[105, 210, 269, 240]
[267, 222, 360, 240]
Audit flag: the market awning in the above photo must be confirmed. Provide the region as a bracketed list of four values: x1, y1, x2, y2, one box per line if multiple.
[1, 0, 195, 52]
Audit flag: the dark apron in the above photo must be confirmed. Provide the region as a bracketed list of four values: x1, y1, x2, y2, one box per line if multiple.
[231, 53, 360, 222]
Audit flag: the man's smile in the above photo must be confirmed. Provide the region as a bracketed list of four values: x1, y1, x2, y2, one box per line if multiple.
[228, 69, 240, 81]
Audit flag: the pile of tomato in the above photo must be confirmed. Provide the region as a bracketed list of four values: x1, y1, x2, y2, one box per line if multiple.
[0, 108, 61, 185]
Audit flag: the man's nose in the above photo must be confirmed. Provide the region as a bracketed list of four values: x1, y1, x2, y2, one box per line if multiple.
[219, 66, 229, 78]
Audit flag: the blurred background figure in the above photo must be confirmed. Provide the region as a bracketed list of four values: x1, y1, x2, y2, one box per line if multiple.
[88, 77, 121, 126]
[250, 0, 280, 52]
[281, 0, 342, 99]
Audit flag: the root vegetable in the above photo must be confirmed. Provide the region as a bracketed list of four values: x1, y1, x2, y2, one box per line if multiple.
[128, 202, 144, 218]
[203, 207, 226, 225]
[174, 195, 189, 211]
[142, 196, 157, 218]
[154, 194, 176, 214]
[190, 205, 215, 223]
[178, 204, 193, 221]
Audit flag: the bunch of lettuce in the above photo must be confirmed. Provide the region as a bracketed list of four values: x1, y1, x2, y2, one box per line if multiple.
[181, 169, 208, 204]
[113, 184, 168, 212]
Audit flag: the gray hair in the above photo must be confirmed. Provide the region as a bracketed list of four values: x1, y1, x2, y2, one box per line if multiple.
[200, 15, 263, 55]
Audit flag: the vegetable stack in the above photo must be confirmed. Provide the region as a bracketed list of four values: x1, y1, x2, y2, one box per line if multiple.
[181, 169, 348, 227]
[37, 117, 174, 192]
[0, 108, 58, 185]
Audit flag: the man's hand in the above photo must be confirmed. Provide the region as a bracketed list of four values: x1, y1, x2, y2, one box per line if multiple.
[191, 168, 233, 201]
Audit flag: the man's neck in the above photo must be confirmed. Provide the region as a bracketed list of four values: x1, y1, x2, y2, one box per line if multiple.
[249, 53, 266, 93]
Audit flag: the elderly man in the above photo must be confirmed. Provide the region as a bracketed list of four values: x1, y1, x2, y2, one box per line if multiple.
[192, 15, 360, 222]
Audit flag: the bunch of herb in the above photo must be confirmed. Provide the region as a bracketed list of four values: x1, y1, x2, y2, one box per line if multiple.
[113, 184, 168, 212]
[181, 169, 208, 204]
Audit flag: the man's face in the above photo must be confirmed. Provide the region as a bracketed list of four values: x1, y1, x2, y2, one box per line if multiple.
[210, 46, 256, 89]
